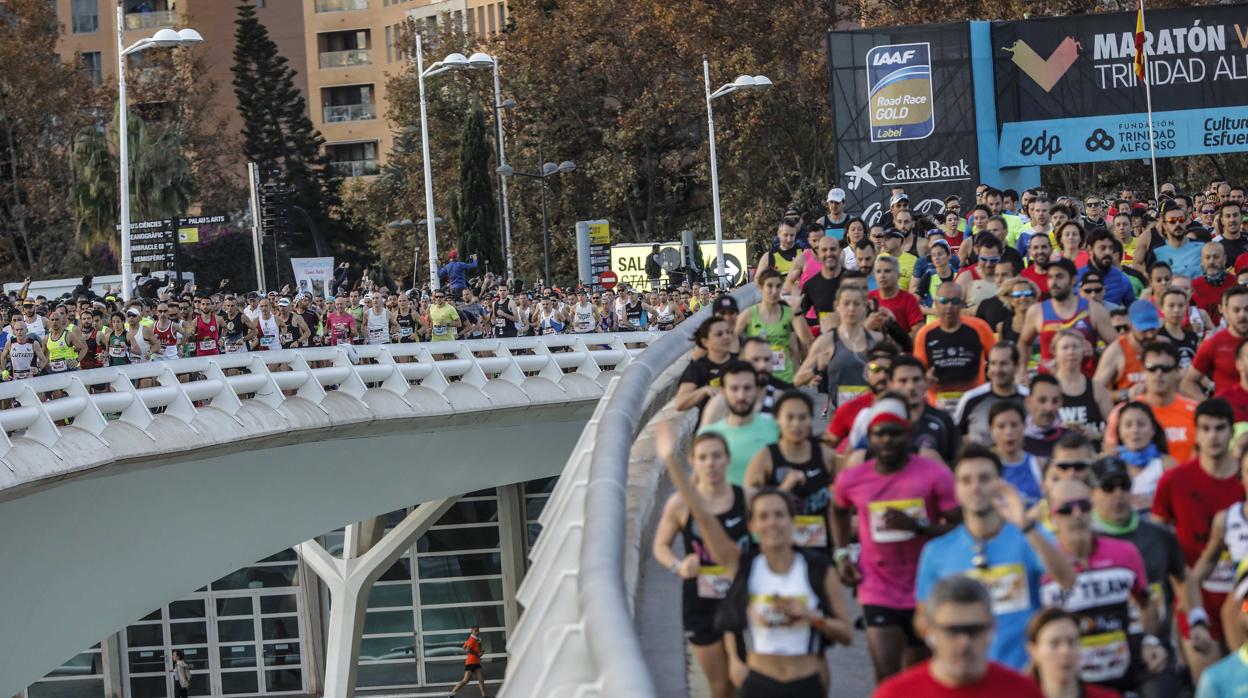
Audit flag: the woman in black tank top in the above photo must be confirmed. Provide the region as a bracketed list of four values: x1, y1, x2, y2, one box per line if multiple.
[1051, 330, 1112, 447]
[745, 391, 834, 552]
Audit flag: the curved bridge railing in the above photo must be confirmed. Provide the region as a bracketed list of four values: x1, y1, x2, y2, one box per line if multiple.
[0, 333, 656, 500]
[500, 287, 760, 698]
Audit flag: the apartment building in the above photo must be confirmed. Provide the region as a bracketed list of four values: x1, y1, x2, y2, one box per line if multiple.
[305, 0, 509, 178]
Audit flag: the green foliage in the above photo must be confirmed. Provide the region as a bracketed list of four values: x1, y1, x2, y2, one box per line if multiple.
[452, 108, 501, 272]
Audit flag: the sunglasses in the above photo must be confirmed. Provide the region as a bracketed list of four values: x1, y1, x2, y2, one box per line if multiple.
[1081, 286, 1105, 294]
[1010, 290, 1036, 298]
[1054, 499, 1093, 516]
[867, 362, 890, 373]
[978, 255, 1001, 264]
[1086, 201, 1103, 207]
[1100, 480, 1131, 494]
[1144, 363, 1177, 373]
[1202, 209, 1216, 215]
[935, 297, 964, 306]
[1054, 461, 1090, 472]
[935, 621, 992, 638]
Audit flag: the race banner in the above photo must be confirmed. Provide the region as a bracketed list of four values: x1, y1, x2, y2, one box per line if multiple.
[993, 3, 1248, 166]
[290, 257, 334, 299]
[828, 23, 980, 227]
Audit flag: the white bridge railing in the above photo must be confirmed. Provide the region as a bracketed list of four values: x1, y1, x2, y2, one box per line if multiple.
[0, 333, 656, 498]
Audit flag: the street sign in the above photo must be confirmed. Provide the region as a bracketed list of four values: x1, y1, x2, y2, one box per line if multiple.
[599, 270, 618, 290]
[115, 214, 228, 283]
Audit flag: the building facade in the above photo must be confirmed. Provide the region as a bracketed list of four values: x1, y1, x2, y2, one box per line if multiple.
[22, 478, 552, 697]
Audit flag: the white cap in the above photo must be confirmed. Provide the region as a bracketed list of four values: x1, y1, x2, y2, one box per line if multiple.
[827, 187, 846, 203]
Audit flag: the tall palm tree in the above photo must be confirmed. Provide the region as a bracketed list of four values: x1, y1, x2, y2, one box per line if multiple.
[70, 112, 194, 254]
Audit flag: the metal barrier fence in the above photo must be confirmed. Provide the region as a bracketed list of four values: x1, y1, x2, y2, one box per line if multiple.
[0, 333, 656, 497]
[500, 287, 760, 697]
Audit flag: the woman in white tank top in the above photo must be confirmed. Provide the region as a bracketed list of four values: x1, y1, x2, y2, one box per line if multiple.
[1190, 453, 1248, 650]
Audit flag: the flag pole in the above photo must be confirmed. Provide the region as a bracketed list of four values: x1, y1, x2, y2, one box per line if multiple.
[1138, 0, 1160, 201]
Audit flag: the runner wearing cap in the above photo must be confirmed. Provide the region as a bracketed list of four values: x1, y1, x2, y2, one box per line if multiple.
[831, 394, 959, 682]
[1193, 557, 1248, 696]
[1095, 299, 1163, 401]
[879, 224, 919, 294]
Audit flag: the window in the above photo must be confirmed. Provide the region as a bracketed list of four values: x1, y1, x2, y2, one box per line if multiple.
[71, 0, 98, 33]
[326, 141, 380, 177]
[497, 3, 505, 31]
[487, 4, 496, 33]
[466, 6, 475, 35]
[385, 25, 393, 63]
[80, 52, 102, 85]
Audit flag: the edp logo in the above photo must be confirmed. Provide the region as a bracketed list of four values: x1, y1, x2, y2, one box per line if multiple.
[1019, 129, 1062, 161]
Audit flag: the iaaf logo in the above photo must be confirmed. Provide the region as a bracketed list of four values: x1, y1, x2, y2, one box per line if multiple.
[845, 159, 972, 189]
[872, 49, 917, 65]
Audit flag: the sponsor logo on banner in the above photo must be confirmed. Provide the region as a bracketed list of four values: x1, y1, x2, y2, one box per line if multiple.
[1005, 37, 1079, 92]
[866, 42, 935, 142]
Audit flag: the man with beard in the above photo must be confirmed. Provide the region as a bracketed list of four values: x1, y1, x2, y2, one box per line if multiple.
[1019, 259, 1117, 381]
[1185, 284, 1248, 398]
[739, 336, 793, 415]
[832, 395, 960, 682]
[955, 343, 1029, 446]
[1095, 301, 1163, 402]
[1021, 233, 1052, 298]
[1079, 229, 1136, 308]
[848, 355, 960, 466]
[697, 360, 779, 486]
[1022, 375, 1067, 467]
[1211, 202, 1248, 268]
[823, 341, 900, 449]
[914, 283, 996, 412]
[795, 234, 843, 335]
[1192, 242, 1236, 327]
[1152, 206, 1205, 279]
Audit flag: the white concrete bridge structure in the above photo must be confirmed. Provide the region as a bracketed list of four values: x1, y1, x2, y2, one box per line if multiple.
[0, 333, 656, 697]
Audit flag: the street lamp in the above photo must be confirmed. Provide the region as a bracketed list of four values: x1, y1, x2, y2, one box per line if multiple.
[703, 59, 771, 287]
[497, 148, 576, 287]
[464, 52, 518, 283]
[116, 4, 202, 301]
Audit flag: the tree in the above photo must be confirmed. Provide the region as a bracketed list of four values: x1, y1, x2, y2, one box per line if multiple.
[232, 0, 339, 258]
[452, 108, 501, 272]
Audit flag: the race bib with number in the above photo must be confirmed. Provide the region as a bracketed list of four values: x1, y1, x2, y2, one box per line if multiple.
[494, 317, 505, 327]
[48, 359, 66, 372]
[867, 499, 929, 543]
[433, 325, 448, 336]
[696, 565, 733, 600]
[1079, 630, 1131, 683]
[836, 385, 867, 408]
[367, 327, 386, 343]
[198, 339, 216, 351]
[936, 391, 964, 413]
[793, 515, 828, 548]
[967, 563, 1030, 615]
[770, 349, 787, 372]
[1204, 551, 1236, 593]
[109, 346, 126, 358]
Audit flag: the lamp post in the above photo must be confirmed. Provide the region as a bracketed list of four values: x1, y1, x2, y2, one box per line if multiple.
[116, 3, 202, 301]
[497, 147, 576, 287]
[703, 59, 771, 287]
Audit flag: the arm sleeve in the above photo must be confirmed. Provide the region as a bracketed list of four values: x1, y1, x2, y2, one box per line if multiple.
[466, 259, 479, 270]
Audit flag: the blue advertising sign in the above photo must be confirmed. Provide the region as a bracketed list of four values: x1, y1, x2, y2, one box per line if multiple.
[866, 42, 936, 142]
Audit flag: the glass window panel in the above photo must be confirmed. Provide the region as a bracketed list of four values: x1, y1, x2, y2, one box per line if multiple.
[322, 531, 345, 556]
[261, 617, 300, 641]
[356, 662, 419, 687]
[418, 552, 500, 579]
[216, 597, 254, 618]
[362, 610, 413, 635]
[358, 636, 414, 662]
[378, 557, 411, 581]
[217, 619, 256, 643]
[437, 501, 498, 525]
[169, 599, 205, 619]
[45, 651, 102, 677]
[169, 622, 208, 646]
[219, 644, 257, 669]
[212, 565, 298, 590]
[420, 604, 505, 633]
[28, 678, 105, 697]
[180, 647, 210, 671]
[526, 476, 558, 495]
[528, 523, 543, 547]
[367, 583, 413, 608]
[140, 608, 163, 622]
[220, 670, 259, 694]
[465, 487, 496, 498]
[260, 595, 298, 615]
[258, 549, 297, 563]
[126, 624, 164, 648]
[424, 656, 506, 683]
[129, 676, 166, 698]
[129, 649, 166, 674]
[265, 668, 303, 692]
[525, 496, 548, 521]
[262, 642, 301, 667]
[422, 630, 506, 658]
[188, 673, 210, 696]
[419, 578, 503, 605]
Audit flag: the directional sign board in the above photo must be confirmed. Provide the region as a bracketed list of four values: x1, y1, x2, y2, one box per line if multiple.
[115, 214, 227, 277]
[610, 240, 749, 289]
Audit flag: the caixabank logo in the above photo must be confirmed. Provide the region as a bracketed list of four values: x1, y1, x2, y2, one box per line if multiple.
[866, 42, 935, 142]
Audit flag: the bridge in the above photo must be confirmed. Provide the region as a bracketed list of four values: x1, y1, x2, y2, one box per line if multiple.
[0, 333, 656, 697]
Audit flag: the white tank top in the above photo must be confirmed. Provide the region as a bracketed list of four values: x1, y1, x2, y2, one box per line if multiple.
[8, 340, 34, 374]
[24, 315, 45, 339]
[129, 325, 150, 362]
[1224, 503, 1248, 563]
[258, 314, 280, 349]
[1129, 457, 1165, 512]
[573, 302, 594, 333]
[746, 553, 818, 656]
[366, 308, 390, 344]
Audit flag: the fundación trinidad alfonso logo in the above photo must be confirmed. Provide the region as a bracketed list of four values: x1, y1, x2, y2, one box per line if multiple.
[1004, 36, 1080, 92]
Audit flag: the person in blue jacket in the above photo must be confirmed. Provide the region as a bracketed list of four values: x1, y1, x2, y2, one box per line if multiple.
[439, 250, 478, 291]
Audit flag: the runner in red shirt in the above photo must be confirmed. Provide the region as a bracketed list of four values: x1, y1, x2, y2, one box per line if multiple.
[449, 626, 487, 697]
[824, 344, 899, 450]
[870, 255, 924, 335]
[1152, 399, 1242, 681]
[1191, 241, 1236, 327]
[1215, 339, 1248, 425]
[873, 575, 1043, 698]
[1020, 234, 1052, 299]
[1185, 285, 1248, 399]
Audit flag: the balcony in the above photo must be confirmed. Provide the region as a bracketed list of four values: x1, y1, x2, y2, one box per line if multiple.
[124, 10, 175, 30]
[323, 103, 376, 123]
[315, 0, 369, 12]
[329, 160, 380, 177]
[319, 49, 372, 69]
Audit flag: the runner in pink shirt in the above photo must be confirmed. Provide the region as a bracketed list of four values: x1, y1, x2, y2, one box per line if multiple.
[830, 395, 960, 683]
[325, 297, 358, 346]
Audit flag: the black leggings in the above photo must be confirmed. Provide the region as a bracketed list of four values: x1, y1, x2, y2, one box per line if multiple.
[737, 671, 823, 698]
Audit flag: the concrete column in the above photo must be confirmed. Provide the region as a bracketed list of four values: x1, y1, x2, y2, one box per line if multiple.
[496, 484, 528, 634]
[297, 498, 458, 698]
[100, 633, 124, 698]
[295, 554, 326, 697]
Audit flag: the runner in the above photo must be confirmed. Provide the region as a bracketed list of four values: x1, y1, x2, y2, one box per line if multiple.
[1104, 343, 1198, 462]
[991, 401, 1044, 507]
[1107, 401, 1176, 513]
[1159, 286, 1201, 369]
[831, 395, 959, 682]
[739, 336, 792, 417]
[651, 429, 750, 698]
[955, 233, 1005, 313]
[674, 316, 735, 415]
[189, 295, 221, 357]
[1024, 608, 1124, 698]
[43, 310, 86, 374]
[124, 307, 158, 363]
[698, 361, 779, 486]
[0, 323, 45, 380]
[325, 297, 359, 346]
[651, 290, 683, 331]
[870, 255, 924, 336]
[1018, 258, 1117, 382]
[254, 299, 282, 350]
[218, 296, 255, 354]
[1095, 300, 1162, 400]
[447, 626, 487, 698]
[955, 343, 1029, 446]
[913, 282, 996, 411]
[793, 285, 883, 413]
[737, 268, 810, 384]
[427, 290, 461, 343]
[795, 236, 843, 335]
[848, 355, 961, 466]
[1185, 285, 1248, 399]
[100, 312, 137, 366]
[363, 293, 397, 345]
[756, 219, 801, 275]
[536, 296, 566, 335]
[1189, 449, 1248, 655]
[152, 302, 181, 360]
[1050, 330, 1112, 446]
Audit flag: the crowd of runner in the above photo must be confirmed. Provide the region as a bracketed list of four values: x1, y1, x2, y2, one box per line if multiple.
[0, 263, 725, 379]
[655, 180, 1248, 697]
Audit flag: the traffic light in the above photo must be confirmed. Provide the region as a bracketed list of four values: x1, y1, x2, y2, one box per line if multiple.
[259, 181, 295, 238]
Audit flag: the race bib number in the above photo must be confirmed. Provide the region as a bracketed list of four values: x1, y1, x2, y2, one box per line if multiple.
[1204, 551, 1236, 593]
[109, 345, 126, 358]
[770, 349, 787, 372]
[198, 339, 216, 351]
[280, 333, 293, 345]
[225, 340, 244, 354]
[793, 515, 828, 548]
[48, 359, 66, 372]
[696, 565, 732, 600]
[936, 391, 964, 413]
[1079, 630, 1131, 683]
[967, 563, 1030, 615]
[367, 327, 386, 343]
[433, 325, 448, 336]
[260, 335, 277, 347]
[400, 326, 414, 338]
[867, 499, 928, 543]
[494, 317, 505, 327]
[836, 385, 867, 408]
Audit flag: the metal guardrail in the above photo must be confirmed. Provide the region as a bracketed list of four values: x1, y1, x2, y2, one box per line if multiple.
[0, 333, 655, 498]
[314, 0, 369, 12]
[123, 10, 175, 30]
[318, 48, 372, 69]
[323, 103, 376, 123]
[500, 286, 760, 697]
